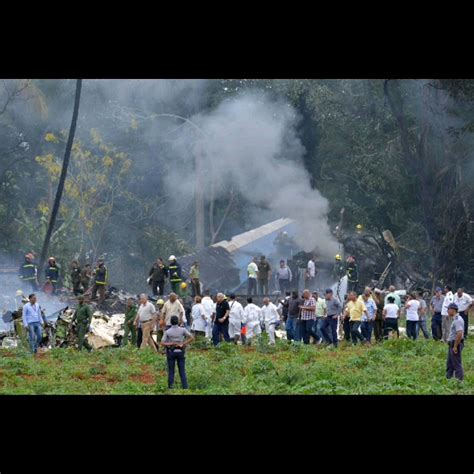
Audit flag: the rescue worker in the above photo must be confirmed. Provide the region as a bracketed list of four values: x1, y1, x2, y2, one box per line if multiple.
[346, 256, 359, 293]
[154, 298, 165, 341]
[148, 257, 167, 296]
[81, 263, 92, 292]
[191, 296, 207, 341]
[44, 257, 60, 293]
[446, 303, 465, 381]
[122, 297, 137, 347]
[189, 261, 201, 297]
[161, 315, 194, 389]
[257, 255, 272, 295]
[332, 254, 345, 281]
[243, 297, 262, 344]
[168, 255, 182, 295]
[91, 258, 108, 303]
[247, 257, 258, 295]
[228, 293, 245, 344]
[180, 282, 189, 300]
[306, 256, 316, 291]
[70, 260, 83, 296]
[72, 295, 93, 351]
[261, 297, 280, 345]
[19, 253, 38, 291]
[276, 259, 292, 295]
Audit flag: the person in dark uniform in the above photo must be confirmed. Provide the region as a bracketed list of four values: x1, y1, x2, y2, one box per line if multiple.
[72, 295, 93, 352]
[19, 253, 38, 291]
[161, 315, 194, 389]
[446, 303, 465, 381]
[345, 256, 359, 293]
[212, 292, 231, 345]
[45, 257, 60, 293]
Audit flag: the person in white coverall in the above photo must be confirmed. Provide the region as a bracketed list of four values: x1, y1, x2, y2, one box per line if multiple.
[243, 297, 262, 344]
[201, 289, 216, 340]
[261, 297, 280, 345]
[228, 293, 245, 344]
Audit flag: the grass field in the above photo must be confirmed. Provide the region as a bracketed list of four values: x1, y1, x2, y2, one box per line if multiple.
[0, 336, 471, 394]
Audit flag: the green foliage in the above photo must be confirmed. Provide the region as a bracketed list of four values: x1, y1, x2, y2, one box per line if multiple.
[0, 338, 472, 394]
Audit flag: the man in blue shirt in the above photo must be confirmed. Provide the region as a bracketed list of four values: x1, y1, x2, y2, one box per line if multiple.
[22, 293, 46, 354]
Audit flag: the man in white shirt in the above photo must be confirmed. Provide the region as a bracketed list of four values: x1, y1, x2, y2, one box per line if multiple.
[160, 293, 185, 329]
[243, 297, 262, 343]
[404, 293, 420, 340]
[134, 293, 157, 351]
[201, 289, 216, 340]
[453, 288, 473, 339]
[441, 285, 455, 343]
[247, 257, 258, 296]
[306, 256, 316, 291]
[260, 297, 280, 345]
[228, 293, 245, 344]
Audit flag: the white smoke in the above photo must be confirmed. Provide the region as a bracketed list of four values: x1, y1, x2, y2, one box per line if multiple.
[168, 91, 339, 256]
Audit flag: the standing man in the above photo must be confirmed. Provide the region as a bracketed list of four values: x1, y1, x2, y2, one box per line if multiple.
[189, 261, 201, 298]
[81, 263, 92, 293]
[312, 290, 327, 343]
[22, 293, 46, 354]
[446, 303, 465, 381]
[45, 257, 60, 293]
[361, 289, 377, 343]
[441, 285, 455, 343]
[201, 289, 216, 340]
[261, 297, 280, 345]
[344, 291, 367, 345]
[161, 315, 194, 390]
[19, 253, 38, 292]
[168, 255, 183, 295]
[257, 256, 272, 296]
[331, 254, 345, 281]
[91, 258, 108, 303]
[247, 257, 259, 296]
[134, 294, 157, 351]
[345, 256, 359, 293]
[228, 293, 245, 344]
[148, 257, 167, 297]
[430, 287, 444, 341]
[416, 291, 430, 339]
[276, 259, 292, 295]
[453, 288, 473, 340]
[72, 295, 93, 352]
[243, 297, 262, 344]
[306, 256, 316, 291]
[70, 260, 83, 296]
[321, 289, 342, 347]
[212, 293, 231, 346]
[122, 297, 137, 347]
[297, 289, 316, 345]
[286, 290, 302, 342]
[372, 289, 385, 342]
[160, 293, 185, 329]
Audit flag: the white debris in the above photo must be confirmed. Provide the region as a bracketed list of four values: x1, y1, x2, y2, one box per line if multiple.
[86, 313, 126, 348]
[275, 329, 287, 340]
[1, 336, 19, 348]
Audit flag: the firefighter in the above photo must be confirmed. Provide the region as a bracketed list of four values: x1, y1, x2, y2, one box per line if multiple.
[44, 257, 60, 293]
[332, 254, 345, 281]
[168, 255, 182, 295]
[91, 258, 108, 303]
[346, 256, 359, 293]
[19, 253, 38, 291]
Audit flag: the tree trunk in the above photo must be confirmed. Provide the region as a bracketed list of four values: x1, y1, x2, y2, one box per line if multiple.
[38, 79, 82, 274]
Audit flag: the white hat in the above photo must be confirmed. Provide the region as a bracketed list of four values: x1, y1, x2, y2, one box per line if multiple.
[169, 255, 176, 261]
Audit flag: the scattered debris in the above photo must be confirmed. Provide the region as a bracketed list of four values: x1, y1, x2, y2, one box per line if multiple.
[1, 336, 19, 349]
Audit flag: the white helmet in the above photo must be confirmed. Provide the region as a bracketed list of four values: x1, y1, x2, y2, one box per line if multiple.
[169, 255, 176, 261]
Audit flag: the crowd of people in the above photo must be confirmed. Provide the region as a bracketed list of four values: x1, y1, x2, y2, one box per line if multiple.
[16, 251, 472, 386]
